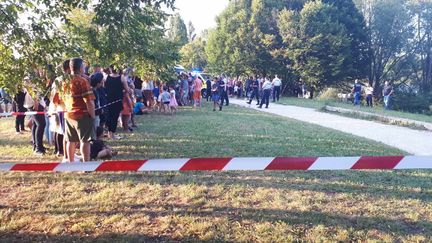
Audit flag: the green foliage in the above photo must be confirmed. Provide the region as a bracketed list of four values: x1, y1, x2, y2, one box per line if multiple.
[279, 2, 349, 90]
[392, 92, 432, 114]
[205, 0, 307, 77]
[0, 0, 177, 94]
[180, 38, 207, 70]
[167, 13, 188, 47]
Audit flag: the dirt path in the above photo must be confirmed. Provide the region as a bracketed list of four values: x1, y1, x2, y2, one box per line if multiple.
[230, 99, 432, 155]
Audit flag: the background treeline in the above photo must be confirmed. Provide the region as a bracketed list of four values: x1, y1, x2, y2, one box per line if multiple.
[177, 0, 432, 112]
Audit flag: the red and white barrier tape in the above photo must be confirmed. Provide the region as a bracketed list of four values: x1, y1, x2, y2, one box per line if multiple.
[0, 156, 431, 172]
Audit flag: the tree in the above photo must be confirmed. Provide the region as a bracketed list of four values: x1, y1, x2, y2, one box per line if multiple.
[187, 21, 196, 42]
[205, 0, 307, 77]
[180, 38, 207, 70]
[278, 1, 357, 90]
[167, 13, 188, 46]
[0, 0, 176, 94]
[368, 0, 414, 93]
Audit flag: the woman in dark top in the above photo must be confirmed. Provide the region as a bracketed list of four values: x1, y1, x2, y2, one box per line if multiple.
[13, 89, 27, 133]
[104, 65, 130, 140]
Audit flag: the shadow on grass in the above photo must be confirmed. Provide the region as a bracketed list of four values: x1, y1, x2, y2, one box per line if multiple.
[4, 170, 432, 203]
[0, 232, 202, 243]
[4, 202, 431, 238]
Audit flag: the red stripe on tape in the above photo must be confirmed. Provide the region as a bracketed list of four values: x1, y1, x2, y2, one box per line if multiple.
[180, 158, 231, 171]
[351, 156, 404, 170]
[96, 160, 147, 171]
[266, 157, 317, 170]
[11, 163, 60, 171]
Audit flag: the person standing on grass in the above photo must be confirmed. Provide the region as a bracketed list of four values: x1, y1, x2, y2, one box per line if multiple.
[180, 73, 189, 106]
[13, 88, 27, 134]
[365, 83, 374, 107]
[90, 72, 104, 130]
[105, 65, 129, 140]
[220, 77, 229, 106]
[23, 82, 47, 156]
[169, 86, 179, 115]
[259, 78, 272, 109]
[352, 79, 363, 106]
[272, 75, 282, 102]
[382, 81, 394, 110]
[160, 86, 171, 114]
[212, 77, 222, 111]
[206, 78, 212, 102]
[63, 58, 95, 162]
[193, 76, 203, 108]
[247, 76, 260, 105]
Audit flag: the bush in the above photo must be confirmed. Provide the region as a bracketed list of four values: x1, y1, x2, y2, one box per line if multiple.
[392, 92, 432, 114]
[317, 88, 339, 100]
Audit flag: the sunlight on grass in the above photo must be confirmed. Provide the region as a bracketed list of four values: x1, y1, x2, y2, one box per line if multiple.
[0, 103, 431, 241]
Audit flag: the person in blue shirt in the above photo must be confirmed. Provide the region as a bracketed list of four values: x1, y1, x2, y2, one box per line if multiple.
[352, 79, 363, 106]
[133, 97, 145, 115]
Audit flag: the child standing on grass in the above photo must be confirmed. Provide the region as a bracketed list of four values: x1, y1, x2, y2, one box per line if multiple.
[169, 86, 178, 115]
[153, 81, 160, 110]
[160, 86, 171, 114]
[91, 127, 118, 160]
[121, 90, 133, 132]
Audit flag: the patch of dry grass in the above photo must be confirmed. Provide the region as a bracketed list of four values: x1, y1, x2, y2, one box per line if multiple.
[1, 104, 431, 242]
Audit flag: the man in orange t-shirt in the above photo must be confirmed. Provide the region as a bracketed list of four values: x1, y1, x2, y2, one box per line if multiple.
[63, 58, 95, 162]
[193, 76, 203, 108]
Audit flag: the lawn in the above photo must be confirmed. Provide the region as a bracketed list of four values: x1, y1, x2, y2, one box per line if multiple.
[278, 97, 432, 124]
[1, 103, 431, 242]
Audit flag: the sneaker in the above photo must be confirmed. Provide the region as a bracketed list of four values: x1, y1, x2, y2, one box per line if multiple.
[34, 150, 45, 156]
[265, 106, 269, 109]
[16, 132, 22, 135]
[111, 135, 122, 140]
[246, 102, 251, 104]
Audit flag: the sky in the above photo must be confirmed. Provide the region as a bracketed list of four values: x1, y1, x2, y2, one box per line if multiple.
[166, 0, 230, 36]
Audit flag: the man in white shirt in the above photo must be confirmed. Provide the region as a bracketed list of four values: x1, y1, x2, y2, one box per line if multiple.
[259, 78, 272, 109]
[220, 77, 229, 106]
[365, 82, 374, 107]
[272, 75, 282, 102]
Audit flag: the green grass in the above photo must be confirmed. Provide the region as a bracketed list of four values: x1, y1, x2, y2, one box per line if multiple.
[1, 103, 431, 242]
[278, 97, 432, 124]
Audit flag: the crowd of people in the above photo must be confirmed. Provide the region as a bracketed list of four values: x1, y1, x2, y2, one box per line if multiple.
[0, 62, 399, 163]
[0, 59, 188, 162]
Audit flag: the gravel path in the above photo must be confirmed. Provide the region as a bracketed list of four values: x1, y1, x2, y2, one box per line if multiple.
[230, 99, 432, 155]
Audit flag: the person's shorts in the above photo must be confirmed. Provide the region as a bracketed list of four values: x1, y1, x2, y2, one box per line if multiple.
[163, 101, 170, 105]
[193, 91, 201, 100]
[65, 116, 95, 143]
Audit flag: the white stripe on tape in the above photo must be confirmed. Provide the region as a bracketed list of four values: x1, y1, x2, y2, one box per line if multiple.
[0, 163, 15, 171]
[138, 159, 189, 171]
[222, 157, 274, 171]
[54, 162, 103, 172]
[308, 157, 360, 170]
[394, 156, 432, 169]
